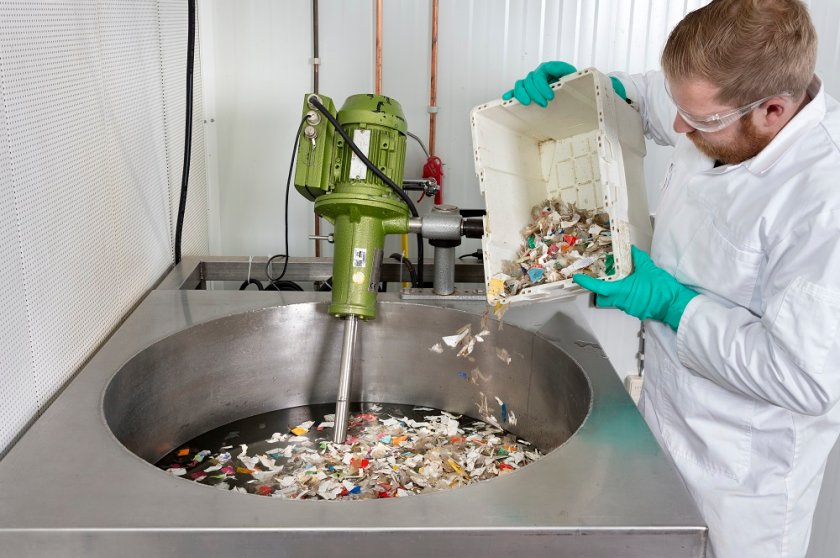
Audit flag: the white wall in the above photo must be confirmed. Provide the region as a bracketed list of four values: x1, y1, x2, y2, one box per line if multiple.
[201, 0, 707, 260]
[0, 0, 209, 457]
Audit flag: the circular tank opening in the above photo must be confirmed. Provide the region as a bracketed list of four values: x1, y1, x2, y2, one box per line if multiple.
[103, 302, 591, 499]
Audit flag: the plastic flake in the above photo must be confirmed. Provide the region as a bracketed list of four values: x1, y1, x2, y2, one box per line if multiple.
[493, 199, 613, 299]
[193, 450, 211, 463]
[159, 404, 542, 501]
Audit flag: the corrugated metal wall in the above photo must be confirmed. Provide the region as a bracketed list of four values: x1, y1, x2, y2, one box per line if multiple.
[0, 0, 209, 457]
[199, 2, 840, 557]
[201, 0, 710, 261]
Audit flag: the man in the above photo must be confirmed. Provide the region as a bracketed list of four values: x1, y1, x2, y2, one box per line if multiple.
[503, 1, 840, 557]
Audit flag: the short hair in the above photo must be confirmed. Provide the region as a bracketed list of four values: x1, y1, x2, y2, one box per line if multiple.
[661, 0, 817, 106]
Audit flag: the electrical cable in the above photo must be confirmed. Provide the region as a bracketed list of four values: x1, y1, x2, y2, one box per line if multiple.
[458, 249, 483, 262]
[174, 0, 196, 265]
[389, 253, 418, 287]
[239, 278, 264, 290]
[406, 130, 430, 159]
[307, 96, 424, 285]
[265, 280, 304, 291]
[406, 131, 436, 203]
[266, 117, 309, 284]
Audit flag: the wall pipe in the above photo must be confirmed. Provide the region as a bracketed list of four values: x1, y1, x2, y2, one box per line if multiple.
[429, 0, 441, 205]
[375, 0, 382, 95]
[429, 0, 438, 159]
[312, 0, 322, 257]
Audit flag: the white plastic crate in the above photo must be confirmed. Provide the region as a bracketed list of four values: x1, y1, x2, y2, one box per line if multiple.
[470, 68, 652, 306]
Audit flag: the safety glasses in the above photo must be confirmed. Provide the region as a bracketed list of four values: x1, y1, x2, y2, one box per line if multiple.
[665, 80, 789, 133]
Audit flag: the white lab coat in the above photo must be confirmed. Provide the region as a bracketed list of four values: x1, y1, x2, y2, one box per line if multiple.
[614, 70, 840, 558]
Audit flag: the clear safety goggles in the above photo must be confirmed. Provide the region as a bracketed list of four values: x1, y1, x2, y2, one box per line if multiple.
[664, 80, 789, 133]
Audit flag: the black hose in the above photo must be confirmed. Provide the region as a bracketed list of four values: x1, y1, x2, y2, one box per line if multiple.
[458, 249, 484, 262]
[265, 280, 304, 291]
[174, 0, 196, 265]
[266, 117, 308, 284]
[307, 96, 425, 285]
[239, 278, 264, 290]
[390, 253, 418, 287]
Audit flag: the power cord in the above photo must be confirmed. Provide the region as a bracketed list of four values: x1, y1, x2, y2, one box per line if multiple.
[239, 256, 264, 290]
[458, 249, 483, 262]
[265, 117, 309, 284]
[174, 0, 196, 265]
[390, 253, 418, 287]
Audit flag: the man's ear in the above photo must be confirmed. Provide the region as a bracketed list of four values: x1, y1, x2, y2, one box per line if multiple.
[756, 96, 793, 130]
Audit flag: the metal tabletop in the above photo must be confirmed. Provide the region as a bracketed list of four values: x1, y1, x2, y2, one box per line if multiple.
[0, 261, 705, 558]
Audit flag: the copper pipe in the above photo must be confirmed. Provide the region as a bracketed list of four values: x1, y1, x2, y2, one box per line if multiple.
[375, 0, 383, 95]
[429, 0, 440, 203]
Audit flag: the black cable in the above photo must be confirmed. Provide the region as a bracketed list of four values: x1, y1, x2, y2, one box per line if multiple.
[239, 278, 264, 290]
[389, 253, 418, 287]
[416, 234, 425, 286]
[266, 117, 309, 284]
[265, 280, 304, 291]
[458, 249, 483, 262]
[307, 96, 425, 285]
[174, 0, 196, 265]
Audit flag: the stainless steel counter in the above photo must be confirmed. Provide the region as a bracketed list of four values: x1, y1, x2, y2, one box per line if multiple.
[0, 267, 706, 557]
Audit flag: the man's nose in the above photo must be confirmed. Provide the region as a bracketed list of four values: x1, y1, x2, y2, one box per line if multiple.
[673, 112, 696, 134]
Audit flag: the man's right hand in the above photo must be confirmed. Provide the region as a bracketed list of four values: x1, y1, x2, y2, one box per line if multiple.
[502, 61, 577, 107]
[502, 61, 628, 106]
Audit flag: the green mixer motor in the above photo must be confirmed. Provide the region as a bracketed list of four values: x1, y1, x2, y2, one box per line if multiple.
[294, 93, 411, 319]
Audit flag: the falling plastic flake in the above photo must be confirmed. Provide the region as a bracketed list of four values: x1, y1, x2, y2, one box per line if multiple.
[158, 403, 541, 501]
[496, 347, 512, 365]
[436, 323, 495, 360]
[492, 199, 614, 299]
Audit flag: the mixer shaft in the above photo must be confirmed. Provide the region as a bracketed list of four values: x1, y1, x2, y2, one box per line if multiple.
[333, 314, 359, 443]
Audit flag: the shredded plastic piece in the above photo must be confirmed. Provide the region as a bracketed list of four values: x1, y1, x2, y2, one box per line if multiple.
[496, 347, 511, 365]
[158, 403, 541, 501]
[493, 199, 613, 299]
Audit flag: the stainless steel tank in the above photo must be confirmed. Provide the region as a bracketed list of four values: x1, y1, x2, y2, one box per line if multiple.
[0, 289, 706, 557]
[104, 302, 590, 463]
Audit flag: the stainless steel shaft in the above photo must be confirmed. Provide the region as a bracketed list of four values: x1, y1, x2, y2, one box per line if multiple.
[333, 314, 359, 443]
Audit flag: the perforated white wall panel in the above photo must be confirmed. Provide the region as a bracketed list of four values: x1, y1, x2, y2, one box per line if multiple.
[0, 74, 36, 453]
[0, 0, 208, 457]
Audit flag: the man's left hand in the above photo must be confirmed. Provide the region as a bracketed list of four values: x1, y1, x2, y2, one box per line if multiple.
[573, 245, 699, 331]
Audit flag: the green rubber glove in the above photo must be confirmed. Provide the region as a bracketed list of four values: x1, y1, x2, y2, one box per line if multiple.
[572, 246, 698, 331]
[502, 61, 628, 107]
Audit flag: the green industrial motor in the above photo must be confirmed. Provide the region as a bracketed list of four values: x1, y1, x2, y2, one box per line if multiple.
[294, 93, 411, 319]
